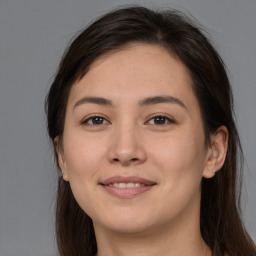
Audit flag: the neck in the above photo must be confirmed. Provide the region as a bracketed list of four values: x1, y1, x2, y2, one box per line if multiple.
[95, 226, 211, 256]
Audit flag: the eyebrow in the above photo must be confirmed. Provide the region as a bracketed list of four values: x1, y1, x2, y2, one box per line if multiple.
[73, 95, 186, 110]
[73, 97, 113, 109]
[139, 96, 187, 109]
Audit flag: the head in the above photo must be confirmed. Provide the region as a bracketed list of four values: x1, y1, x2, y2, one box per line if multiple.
[46, 6, 255, 256]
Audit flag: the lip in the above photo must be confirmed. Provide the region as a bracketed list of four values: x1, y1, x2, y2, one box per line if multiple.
[100, 176, 157, 199]
[100, 176, 156, 186]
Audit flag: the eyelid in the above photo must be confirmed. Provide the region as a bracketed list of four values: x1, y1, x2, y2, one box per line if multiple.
[81, 114, 111, 125]
[80, 113, 175, 126]
[145, 114, 176, 125]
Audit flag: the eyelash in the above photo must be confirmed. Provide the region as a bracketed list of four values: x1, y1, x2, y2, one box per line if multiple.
[81, 115, 175, 126]
[81, 115, 110, 125]
[145, 115, 175, 125]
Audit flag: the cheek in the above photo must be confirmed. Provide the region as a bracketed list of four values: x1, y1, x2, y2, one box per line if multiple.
[150, 131, 205, 214]
[148, 128, 206, 186]
[62, 135, 106, 216]
[152, 130, 204, 163]
[63, 133, 106, 179]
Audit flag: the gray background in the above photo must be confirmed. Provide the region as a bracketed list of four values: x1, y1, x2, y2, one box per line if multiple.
[0, 0, 255, 255]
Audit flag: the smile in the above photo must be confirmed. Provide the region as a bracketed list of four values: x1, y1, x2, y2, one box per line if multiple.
[108, 182, 145, 188]
[100, 176, 156, 198]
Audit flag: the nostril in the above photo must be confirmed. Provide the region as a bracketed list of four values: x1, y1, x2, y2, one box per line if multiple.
[112, 157, 139, 163]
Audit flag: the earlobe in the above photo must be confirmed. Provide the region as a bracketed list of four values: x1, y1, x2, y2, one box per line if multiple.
[202, 126, 229, 179]
[54, 136, 69, 181]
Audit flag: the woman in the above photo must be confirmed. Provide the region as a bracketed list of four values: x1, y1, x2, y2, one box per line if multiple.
[45, 6, 256, 256]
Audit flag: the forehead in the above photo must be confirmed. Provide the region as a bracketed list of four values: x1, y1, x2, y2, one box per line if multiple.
[68, 43, 195, 106]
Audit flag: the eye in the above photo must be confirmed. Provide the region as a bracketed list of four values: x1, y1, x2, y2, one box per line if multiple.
[146, 115, 175, 125]
[82, 115, 110, 125]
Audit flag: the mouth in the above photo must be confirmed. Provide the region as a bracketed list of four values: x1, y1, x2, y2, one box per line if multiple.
[99, 176, 157, 198]
[107, 182, 148, 188]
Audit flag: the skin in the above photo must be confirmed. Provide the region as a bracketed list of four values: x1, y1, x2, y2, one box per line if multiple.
[56, 44, 228, 256]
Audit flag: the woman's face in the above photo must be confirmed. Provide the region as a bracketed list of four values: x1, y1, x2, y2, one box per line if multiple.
[57, 44, 216, 235]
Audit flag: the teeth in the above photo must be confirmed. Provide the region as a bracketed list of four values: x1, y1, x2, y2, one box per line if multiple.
[110, 182, 144, 188]
[117, 183, 126, 188]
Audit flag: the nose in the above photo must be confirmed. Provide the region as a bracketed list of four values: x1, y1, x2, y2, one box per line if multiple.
[108, 124, 147, 166]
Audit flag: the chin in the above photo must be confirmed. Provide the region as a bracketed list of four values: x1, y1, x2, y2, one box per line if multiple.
[93, 210, 157, 235]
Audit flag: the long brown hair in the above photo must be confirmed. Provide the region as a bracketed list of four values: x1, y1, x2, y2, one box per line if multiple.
[45, 6, 256, 256]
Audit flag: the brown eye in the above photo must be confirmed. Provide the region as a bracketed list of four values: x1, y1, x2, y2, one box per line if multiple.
[147, 116, 175, 125]
[82, 116, 109, 125]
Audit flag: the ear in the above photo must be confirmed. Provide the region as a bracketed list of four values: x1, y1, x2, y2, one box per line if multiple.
[202, 126, 229, 178]
[54, 136, 69, 181]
